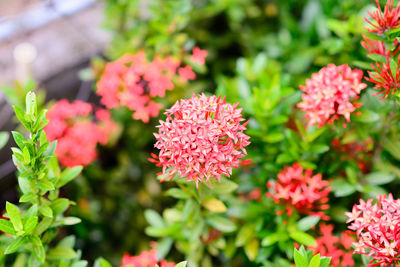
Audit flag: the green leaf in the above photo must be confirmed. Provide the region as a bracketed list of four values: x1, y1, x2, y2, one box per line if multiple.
[309, 253, 320, 267]
[13, 105, 28, 129]
[235, 224, 255, 246]
[54, 217, 81, 226]
[320, 257, 331, 267]
[5, 237, 26, 254]
[25, 91, 37, 116]
[364, 172, 395, 185]
[93, 258, 112, 267]
[34, 217, 52, 235]
[297, 216, 320, 232]
[244, 238, 259, 261]
[19, 193, 36, 203]
[23, 216, 38, 234]
[207, 216, 236, 232]
[50, 198, 70, 216]
[6, 202, 23, 232]
[0, 132, 9, 149]
[290, 231, 316, 246]
[47, 247, 77, 260]
[261, 233, 279, 247]
[367, 53, 386, 64]
[202, 198, 227, 213]
[330, 179, 357, 197]
[209, 178, 238, 194]
[294, 248, 308, 267]
[38, 180, 55, 191]
[0, 219, 16, 235]
[156, 238, 173, 260]
[22, 146, 30, 164]
[56, 166, 82, 188]
[175, 262, 188, 267]
[29, 235, 45, 263]
[353, 110, 380, 123]
[39, 206, 53, 218]
[144, 210, 165, 228]
[165, 188, 190, 199]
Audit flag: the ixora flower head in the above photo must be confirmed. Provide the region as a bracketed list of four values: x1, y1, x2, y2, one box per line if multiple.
[96, 50, 205, 123]
[149, 93, 250, 186]
[346, 194, 400, 267]
[121, 244, 175, 267]
[365, 0, 400, 34]
[297, 64, 366, 127]
[266, 163, 330, 220]
[44, 100, 116, 167]
[310, 223, 355, 267]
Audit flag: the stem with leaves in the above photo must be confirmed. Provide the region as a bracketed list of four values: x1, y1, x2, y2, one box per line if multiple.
[0, 92, 83, 266]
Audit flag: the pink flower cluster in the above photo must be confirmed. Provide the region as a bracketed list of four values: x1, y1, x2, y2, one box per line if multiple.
[44, 100, 116, 167]
[297, 64, 367, 127]
[149, 94, 250, 186]
[120, 246, 175, 267]
[346, 194, 400, 267]
[97, 47, 207, 123]
[310, 223, 355, 267]
[266, 163, 330, 219]
[365, 0, 400, 35]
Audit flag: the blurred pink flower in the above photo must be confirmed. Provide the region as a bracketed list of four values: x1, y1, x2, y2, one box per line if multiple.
[297, 64, 366, 127]
[178, 66, 196, 83]
[266, 163, 330, 219]
[150, 94, 250, 186]
[365, 0, 400, 34]
[191, 46, 208, 65]
[45, 100, 116, 167]
[346, 194, 400, 267]
[121, 246, 175, 267]
[310, 223, 355, 267]
[97, 52, 183, 123]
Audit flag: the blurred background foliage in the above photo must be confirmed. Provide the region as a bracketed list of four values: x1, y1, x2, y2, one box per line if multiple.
[9, 0, 396, 266]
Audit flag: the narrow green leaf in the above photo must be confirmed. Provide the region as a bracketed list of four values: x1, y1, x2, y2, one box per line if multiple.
[19, 193, 36, 203]
[93, 258, 112, 267]
[175, 262, 188, 267]
[261, 233, 279, 247]
[165, 188, 190, 199]
[144, 210, 165, 228]
[309, 253, 320, 267]
[56, 166, 82, 188]
[207, 216, 236, 232]
[0, 219, 16, 235]
[4, 237, 25, 254]
[47, 247, 77, 260]
[290, 231, 316, 246]
[244, 238, 259, 261]
[294, 248, 308, 267]
[39, 206, 53, 218]
[0, 132, 9, 149]
[6, 202, 23, 232]
[23, 216, 38, 234]
[50, 198, 70, 216]
[297, 216, 320, 232]
[364, 172, 395, 185]
[29, 235, 45, 263]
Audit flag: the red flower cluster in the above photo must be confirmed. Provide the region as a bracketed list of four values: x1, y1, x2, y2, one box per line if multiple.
[346, 194, 400, 267]
[150, 94, 250, 186]
[367, 55, 400, 98]
[97, 47, 207, 123]
[45, 100, 116, 167]
[365, 0, 400, 34]
[310, 224, 355, 267]
[297, 64, 366, 127]
[121, 246, 175, 267]
[266, 163, 330, 219]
